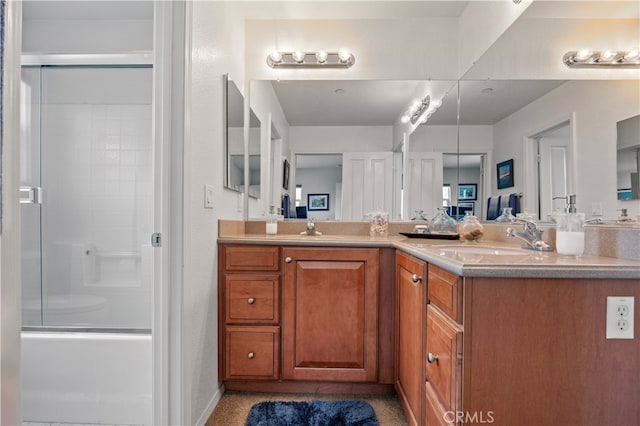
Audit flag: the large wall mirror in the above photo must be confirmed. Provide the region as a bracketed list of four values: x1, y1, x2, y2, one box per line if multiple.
[243, 1, 638, 223]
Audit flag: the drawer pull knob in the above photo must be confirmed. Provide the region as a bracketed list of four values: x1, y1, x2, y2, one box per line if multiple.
[427, 352, 439, 364]
[411, 274, 422, 283]
[285, 257, 292, 263]
[247, 298, 255, 305]
[247, 352, 255, 359]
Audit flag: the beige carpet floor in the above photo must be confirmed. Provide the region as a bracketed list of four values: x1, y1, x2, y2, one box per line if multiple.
[206, 391, 408, 426]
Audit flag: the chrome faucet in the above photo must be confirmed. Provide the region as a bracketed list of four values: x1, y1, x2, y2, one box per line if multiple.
[302, 217, 322, 235]
[506, 219, 553, 251]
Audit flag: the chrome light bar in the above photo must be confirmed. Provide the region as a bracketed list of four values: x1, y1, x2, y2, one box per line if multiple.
[267, 50, 355, 69]
[563, 50, 640, 68]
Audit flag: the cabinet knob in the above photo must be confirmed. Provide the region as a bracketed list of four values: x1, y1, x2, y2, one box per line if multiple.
[247, 297, 255, 305]
[285, 257, 292, 263]
[247, 352, 255, 359]
[427, 352, 439, 364]
[411, 274, 422, 283]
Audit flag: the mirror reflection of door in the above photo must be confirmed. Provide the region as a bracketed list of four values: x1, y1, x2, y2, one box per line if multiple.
[342, 152, 394, 220]
[531, 121, 571, 221]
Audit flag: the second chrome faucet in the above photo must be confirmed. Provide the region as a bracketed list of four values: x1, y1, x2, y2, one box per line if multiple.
[506, 219, 553, 251]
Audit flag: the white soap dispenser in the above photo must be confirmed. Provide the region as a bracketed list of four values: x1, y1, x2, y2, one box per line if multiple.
[555, 212, 585, 256]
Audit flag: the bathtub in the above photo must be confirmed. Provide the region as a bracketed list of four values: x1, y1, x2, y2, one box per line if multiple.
[21, 330, 152, 425]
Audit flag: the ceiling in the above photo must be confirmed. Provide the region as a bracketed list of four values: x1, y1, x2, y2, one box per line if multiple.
[269, 79, 567, 126]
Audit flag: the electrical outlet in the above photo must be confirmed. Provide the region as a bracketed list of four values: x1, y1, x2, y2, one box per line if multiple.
[606, 296, 634, 339]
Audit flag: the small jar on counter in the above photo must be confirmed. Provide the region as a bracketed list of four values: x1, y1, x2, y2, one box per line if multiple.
[458, 212, 484, 242]
[369, 211, 389, 238]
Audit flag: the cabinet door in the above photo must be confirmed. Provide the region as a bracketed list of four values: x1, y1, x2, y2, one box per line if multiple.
[426, 305, 463, 414]
[282, 247, 378, 382]
[395, 251, 426, 426]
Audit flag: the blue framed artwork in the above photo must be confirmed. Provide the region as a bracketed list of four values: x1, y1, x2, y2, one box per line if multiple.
[497, 159, 514, 189]
[308, 193, 329, 211]
[458, 183, 477, 201]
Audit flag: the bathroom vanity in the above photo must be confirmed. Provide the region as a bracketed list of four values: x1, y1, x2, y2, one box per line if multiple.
[217, 220, 640, 425]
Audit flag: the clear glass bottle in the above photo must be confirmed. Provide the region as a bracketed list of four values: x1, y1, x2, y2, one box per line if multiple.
[430, 207, 457, 234]
[495, 207, 516, 223]
[459, 211, 485, 242]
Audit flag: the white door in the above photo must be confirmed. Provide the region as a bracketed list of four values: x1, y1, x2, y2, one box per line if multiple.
[537, 123, 570, 220]
[406, 152, 443, 219]
[341, 152, 393, 220]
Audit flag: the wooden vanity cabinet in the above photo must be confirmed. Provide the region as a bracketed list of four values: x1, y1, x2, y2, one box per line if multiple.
[219, 245, 281, 380]
[219, 244, 394, 393]
[282, 247, 379, 382]
[394, 251, 427, 426]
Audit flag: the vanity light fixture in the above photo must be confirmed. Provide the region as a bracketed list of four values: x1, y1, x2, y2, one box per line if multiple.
[563, 49, 640, 68]
[400, 95, 431, 125]
[266, 49, 355, 68]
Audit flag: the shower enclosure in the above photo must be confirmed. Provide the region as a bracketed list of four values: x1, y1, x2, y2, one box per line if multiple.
[20, 60, 154, 424]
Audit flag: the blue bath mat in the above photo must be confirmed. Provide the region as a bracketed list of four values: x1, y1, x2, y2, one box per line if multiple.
[245, 400, 379, 426]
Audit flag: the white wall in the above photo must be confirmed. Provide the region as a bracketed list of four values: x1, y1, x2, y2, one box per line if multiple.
[492, 80, 640, 219]
[410, 124, 494, 154]
[246, 18, 459, 81]
[186, 2, 246, 424]
[290, 126, 393, 154]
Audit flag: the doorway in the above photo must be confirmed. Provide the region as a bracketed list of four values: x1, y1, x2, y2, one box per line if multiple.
[528, 120, 572, 221]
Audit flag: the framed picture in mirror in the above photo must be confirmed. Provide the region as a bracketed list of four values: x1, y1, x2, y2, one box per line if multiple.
[308, 193, 329, 211]
[283, 159, 290, 190]
[458, 184, 477, 201]
[497, 159, 514, 189]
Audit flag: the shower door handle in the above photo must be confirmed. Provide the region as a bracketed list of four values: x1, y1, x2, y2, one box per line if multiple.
[20, 186, 42, 204]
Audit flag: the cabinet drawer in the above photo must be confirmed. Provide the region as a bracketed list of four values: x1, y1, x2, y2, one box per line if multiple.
[225, 246, 279, 271]
[225, 326, 279, 380]
[225, 274, 279, 324]
[425, 382, 454, 426]
[428, 265, 462, 323]
[426, 305, 462, 412]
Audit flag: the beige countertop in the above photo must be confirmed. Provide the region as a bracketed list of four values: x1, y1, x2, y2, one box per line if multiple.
[218, 220, 640, 279]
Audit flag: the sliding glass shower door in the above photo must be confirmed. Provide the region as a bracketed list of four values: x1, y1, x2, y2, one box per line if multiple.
[20, 65, 154, 330]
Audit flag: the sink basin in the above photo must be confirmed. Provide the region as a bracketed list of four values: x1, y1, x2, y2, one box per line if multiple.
[435, 245, 529, 256]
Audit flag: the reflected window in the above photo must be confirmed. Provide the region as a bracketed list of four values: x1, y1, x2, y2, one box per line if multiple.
[295, 184, 303, 207]
[442, 185, 451, 206]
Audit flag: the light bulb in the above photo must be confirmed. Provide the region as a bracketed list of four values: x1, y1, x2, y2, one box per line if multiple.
[268, 51, 283, 63]
[292, 51, 305, 63]
[576, 50, 592, 61]
[400, 115, 410, 124]
[430, 99, 442, 109]
[601, 50, 617, 61]
[338, 49, 351, 63]
[315, 50, 328, 63]
[625, 49, 640, 61]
